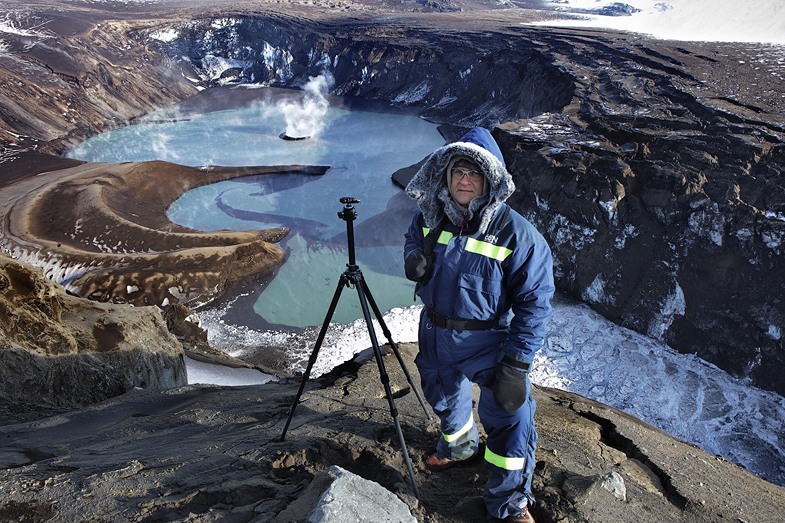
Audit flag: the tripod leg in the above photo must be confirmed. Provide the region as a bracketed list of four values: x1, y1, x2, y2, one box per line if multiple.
[360, 279, 432, 420]
[354, 274, 421, 498]
[279, 272, 348, 441]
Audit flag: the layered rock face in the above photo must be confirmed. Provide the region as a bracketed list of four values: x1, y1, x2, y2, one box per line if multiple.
[0, 254, 186, 418]
[150, 15, 784, 393]
[0, 6, 198, 154]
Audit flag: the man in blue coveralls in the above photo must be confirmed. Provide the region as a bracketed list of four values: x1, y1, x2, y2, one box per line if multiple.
[404, 127, 554, 523]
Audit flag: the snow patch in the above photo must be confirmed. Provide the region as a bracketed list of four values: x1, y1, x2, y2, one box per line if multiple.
[764, 210, 785, 222]
[614, 223, 638, 249]
[534, 0, 785, 45]
[393, 81, 431, 104]
[0, 245, 90, 294]
[149, 28, 179, 43]
[201, 298, 422, 378]
[200, 54, 250, 83]
[548, 213, 597, 251]
[647, 282, 685, 339]
[582, 274, 612, 305]
[260, 42, 294, 83]
[762, 226, 785, 251]
[688, 202, 725, 246]
[599, 198, 619, 224]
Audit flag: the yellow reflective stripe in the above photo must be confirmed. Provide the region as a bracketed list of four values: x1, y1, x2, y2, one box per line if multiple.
[484, 447, 526, 470]
[421, 227, 453, 245]
[422, 228, 510, 258]
[465, 237, 512, 261]
[442, 416, 474, 443]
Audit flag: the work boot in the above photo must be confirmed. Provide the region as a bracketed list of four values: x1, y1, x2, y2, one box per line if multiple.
[503, 506, 535, 523]
[425, 451, 478, 471]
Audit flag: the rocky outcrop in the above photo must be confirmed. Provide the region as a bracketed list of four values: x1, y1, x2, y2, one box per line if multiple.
[491, 34, 785, 395]
[1, 343, 783, 522]
[0, 254, 186, 419]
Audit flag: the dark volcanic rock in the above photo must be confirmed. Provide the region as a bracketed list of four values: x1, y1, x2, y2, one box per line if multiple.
[489, 33, 785, 395]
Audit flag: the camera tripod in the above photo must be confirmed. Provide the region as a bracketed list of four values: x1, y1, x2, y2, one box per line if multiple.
[279, 197, 431, 497]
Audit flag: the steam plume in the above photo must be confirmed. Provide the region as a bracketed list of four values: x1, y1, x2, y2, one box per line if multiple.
[280, 72, 335, 139]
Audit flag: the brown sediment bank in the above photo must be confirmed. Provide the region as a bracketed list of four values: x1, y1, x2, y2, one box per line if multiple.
[0, 156, 328, 307]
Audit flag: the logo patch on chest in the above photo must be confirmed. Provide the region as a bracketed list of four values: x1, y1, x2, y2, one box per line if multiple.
[483, 234, 499, 244]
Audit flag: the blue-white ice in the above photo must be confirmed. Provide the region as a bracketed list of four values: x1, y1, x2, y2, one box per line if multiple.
[68, 86, 785, 487]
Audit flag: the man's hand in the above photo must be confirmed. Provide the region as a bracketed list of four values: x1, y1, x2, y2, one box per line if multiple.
[488, 357, 530, 413]
[404, 250, 432, 282]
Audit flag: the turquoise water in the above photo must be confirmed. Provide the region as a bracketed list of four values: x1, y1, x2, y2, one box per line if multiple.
[66, 90, 444, 328]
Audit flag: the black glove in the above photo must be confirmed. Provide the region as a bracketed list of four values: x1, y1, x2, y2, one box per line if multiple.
[486, 357, 530, 413]
[404, 250, 432, 282]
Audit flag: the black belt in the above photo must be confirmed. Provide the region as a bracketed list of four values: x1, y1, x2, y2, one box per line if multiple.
[426, 308, 499, 331]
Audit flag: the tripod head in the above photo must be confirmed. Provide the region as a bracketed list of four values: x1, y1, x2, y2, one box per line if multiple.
[338, 196, 359, 221]
[337, 197, 360, 268]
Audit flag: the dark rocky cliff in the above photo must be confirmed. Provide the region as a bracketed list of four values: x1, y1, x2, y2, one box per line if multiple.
[147, 12, 785, 394]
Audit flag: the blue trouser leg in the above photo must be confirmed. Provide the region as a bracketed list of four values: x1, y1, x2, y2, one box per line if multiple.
[478, 377, 537, 519]
[415, 315, 536, 518]
[416, 319, 478, 460]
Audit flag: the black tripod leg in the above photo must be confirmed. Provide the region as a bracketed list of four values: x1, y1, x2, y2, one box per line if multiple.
[354, 275, 420, 498]
[279, 272, 348, 441]
[360, 279, 432, 420]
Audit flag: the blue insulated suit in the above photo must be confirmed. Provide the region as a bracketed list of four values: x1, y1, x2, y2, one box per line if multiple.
[404, 127, 554, 519]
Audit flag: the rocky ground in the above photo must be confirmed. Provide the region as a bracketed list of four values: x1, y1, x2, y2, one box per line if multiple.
[1, 248, 783, 522]
[3, 335, 785, 523]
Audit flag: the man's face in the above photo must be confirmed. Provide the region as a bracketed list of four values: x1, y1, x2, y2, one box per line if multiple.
[449, 162, 485, 207]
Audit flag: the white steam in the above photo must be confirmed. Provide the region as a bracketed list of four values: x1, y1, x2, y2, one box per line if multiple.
[280, 73, 335, 139]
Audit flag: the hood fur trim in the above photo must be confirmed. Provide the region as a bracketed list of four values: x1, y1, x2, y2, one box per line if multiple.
[405, 132, 515, 234]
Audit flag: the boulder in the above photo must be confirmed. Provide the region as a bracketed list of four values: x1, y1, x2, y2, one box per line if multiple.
[0, 254, 186, 418]
[274, 465, 417, 523]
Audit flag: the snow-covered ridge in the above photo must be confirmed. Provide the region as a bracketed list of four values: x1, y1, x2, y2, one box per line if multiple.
[535, 0, 785, 45]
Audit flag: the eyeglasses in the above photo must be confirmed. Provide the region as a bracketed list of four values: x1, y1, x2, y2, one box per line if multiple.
[451, 167, 483, 181]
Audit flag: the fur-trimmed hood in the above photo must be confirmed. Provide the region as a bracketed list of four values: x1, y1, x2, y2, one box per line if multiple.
[405, 127, 515, 235]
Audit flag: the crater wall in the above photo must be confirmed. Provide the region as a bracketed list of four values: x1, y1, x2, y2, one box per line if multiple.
[151, 17, 785, 395]
[2, 9, 783, 395]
